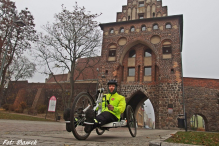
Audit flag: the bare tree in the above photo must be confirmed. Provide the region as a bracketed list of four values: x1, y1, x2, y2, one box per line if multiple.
[36, 3, 102, 108]
[0, 0, 37, 107]
[8, 56, 36, 81]
[2, 56, 36, 104]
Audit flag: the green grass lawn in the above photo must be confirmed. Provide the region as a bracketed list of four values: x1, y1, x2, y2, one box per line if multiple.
[165, 131, 219, 146]
[0, 110, 54, 122]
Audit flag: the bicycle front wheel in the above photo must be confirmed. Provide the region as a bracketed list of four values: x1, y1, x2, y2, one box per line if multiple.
[70, 92, 95, 140]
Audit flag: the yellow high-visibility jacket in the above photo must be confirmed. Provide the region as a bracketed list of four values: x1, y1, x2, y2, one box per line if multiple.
[101, 92, 126, 120]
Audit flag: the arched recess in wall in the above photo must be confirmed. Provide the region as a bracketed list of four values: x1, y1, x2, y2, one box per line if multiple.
[189, 113, 209, 131]
[125, 90, 156, 129]
[152, 4, 156, 17]
[119, 40, 157, 65]
[121, 43, 156, 83]
[132, 7, 136, 20]
[147, 5, 150, 18]
[128, 8, 132, 20]
[122, 16, 126, 21]
[157, 12, 161, 17]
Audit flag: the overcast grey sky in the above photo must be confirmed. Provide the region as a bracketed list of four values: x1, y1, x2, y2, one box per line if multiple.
[13, 0, 219, 83]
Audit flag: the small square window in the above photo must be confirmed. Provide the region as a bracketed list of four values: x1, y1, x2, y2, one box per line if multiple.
[139, 1, 144, 7]
[144, 67, 151, 76]
[128, 68, 135, 76]
[109, 50, 116, 57]
[163, 46, 172, 54]
[171, 69, 174, 74]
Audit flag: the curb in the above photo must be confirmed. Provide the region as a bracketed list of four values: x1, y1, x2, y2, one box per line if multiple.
[149, 131, 203, 146]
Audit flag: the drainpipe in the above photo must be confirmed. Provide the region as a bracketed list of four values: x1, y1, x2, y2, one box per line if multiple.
[180, 45, 187, 132]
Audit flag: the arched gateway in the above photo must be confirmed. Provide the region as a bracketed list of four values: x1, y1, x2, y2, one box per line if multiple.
[98, 0, 184, 129]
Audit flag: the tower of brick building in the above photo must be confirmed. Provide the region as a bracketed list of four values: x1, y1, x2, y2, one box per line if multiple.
[99, 0, 184, 129]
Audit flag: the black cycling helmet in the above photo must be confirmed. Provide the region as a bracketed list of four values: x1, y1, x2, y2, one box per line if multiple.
[107, 79, 117, 86]
[107, 79, 117, 94]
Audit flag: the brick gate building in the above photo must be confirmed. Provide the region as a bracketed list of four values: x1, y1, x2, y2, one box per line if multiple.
[4, 0, 219, 131]
[98, 0, 183, 129]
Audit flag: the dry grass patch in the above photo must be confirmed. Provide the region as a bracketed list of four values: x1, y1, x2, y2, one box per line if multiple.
[165, 131, 219, 146]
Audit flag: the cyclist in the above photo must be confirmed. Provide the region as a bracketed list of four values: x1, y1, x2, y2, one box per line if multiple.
[84, 79, 126, 133]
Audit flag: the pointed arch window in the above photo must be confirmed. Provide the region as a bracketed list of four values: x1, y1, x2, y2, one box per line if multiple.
[129, 50, 136, 58]
[145, 49, 152, 57]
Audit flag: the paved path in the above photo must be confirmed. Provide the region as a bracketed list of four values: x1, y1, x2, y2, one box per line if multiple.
[0, 120, 177, 146]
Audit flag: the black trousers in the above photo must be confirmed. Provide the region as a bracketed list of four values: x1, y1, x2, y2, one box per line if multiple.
[96, 111, 118, 126]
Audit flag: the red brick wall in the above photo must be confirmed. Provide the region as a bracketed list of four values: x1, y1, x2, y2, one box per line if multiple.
[184, 77, 219, 89]
[184, 77, 219, 131]
[5, 81, 97, 111]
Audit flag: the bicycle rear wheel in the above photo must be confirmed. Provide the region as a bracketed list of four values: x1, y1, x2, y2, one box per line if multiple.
[70, 92, 95, 140]
[126, 105, 137, 137]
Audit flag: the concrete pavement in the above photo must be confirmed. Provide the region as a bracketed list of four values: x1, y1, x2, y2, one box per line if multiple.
[0, 120, 194, 146]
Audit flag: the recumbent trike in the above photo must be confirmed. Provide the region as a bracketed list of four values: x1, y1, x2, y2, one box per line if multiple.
[64, 88, 137, 140]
